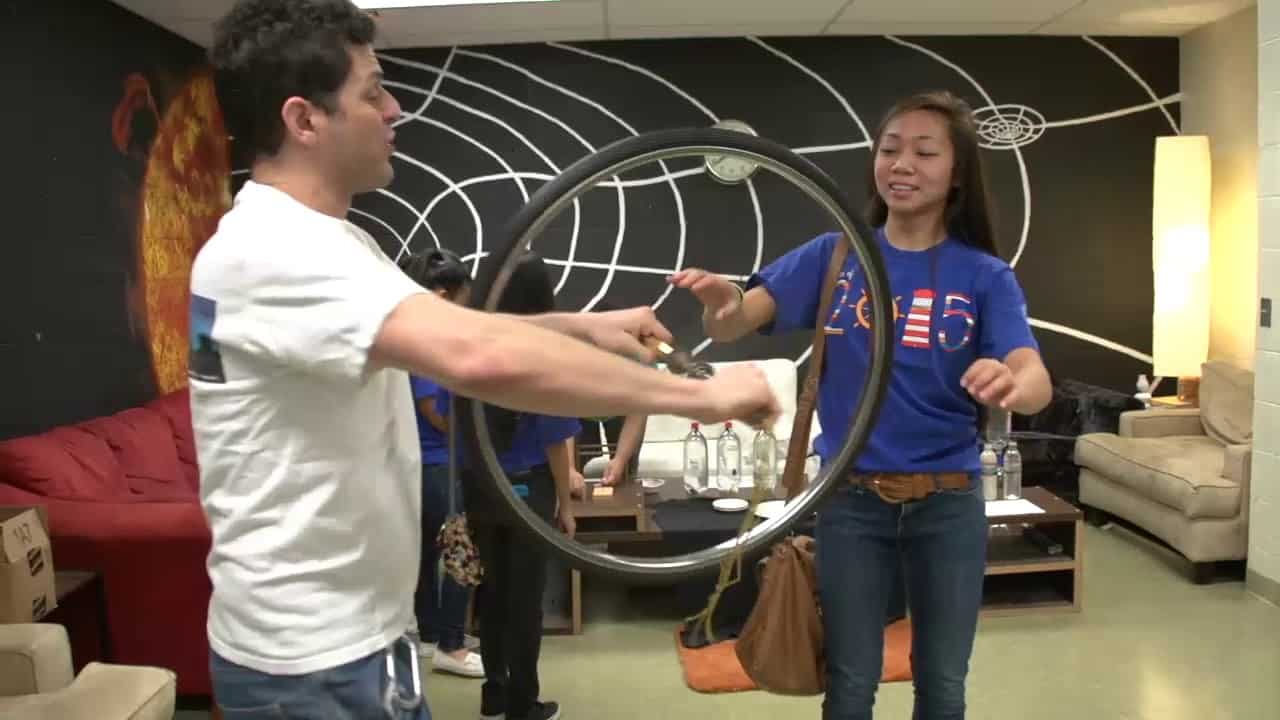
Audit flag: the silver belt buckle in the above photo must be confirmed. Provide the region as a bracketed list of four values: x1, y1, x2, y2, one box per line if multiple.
[382, 634, 423, 718]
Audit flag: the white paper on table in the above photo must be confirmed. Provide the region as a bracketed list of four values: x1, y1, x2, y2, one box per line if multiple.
[984, 498, 1045, 517]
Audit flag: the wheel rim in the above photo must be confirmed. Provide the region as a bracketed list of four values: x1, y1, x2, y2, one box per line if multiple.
[459, 128, 895, 583]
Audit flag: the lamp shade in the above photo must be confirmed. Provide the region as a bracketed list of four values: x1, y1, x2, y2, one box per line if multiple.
[1152, 135, 1211, 378]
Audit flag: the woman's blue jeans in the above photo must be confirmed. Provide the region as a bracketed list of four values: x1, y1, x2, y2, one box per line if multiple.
[416, 463, 469, 652]
[816, 481, 987, 720]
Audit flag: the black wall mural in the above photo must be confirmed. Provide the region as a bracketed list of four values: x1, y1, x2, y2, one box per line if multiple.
[335, 35, 1178, 394]
[3, 18, 1178, 441]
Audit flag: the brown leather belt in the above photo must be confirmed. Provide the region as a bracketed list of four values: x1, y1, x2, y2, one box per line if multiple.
[851, 472, 972, 504]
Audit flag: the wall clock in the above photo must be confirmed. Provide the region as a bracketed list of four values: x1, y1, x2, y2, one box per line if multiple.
[704, 119, 760, 185]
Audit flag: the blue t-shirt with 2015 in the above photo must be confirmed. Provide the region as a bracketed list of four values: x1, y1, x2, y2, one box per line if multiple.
[436, 390, 581, 474]
[748, 229, 1038, 474]
[409, 376, 449, 466]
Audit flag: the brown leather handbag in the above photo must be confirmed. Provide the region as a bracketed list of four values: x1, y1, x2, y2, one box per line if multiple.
[734, 235, 849, 695]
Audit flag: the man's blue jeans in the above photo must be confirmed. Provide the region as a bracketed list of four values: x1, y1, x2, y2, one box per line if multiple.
[817, 481, 987, 720]
[210, 635, 430, 719]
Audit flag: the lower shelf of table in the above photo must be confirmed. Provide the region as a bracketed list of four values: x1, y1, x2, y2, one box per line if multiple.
[981, 567, 1078, 615]
[986, 532, 1076, 576]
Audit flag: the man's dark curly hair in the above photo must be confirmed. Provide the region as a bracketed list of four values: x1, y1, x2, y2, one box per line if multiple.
[209, 0, 377, 163]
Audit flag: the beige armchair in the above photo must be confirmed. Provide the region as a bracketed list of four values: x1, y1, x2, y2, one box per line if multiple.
[1075, 360, 1254, 583]
[0, 623, 175, 720]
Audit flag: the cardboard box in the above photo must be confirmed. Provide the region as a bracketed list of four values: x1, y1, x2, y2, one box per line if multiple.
[0, 506, 57, 622]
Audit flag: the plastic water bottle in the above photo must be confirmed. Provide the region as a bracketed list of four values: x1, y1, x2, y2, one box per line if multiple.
[980, 443, 999, 501]
[716, 421, 742, 492]
[1136, 373, 1153, 408]
[683, 422, 709, 495]
[985, 408, 1011, 446]
[1003, 440, 1022, 499]
[752, 428, 778, 493]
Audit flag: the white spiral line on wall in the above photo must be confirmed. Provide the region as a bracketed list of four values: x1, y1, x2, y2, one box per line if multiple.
[380, 53, 625, 307]
[1082, 36, 1179, 134]
[456, 47, 691, 312]
[547, 41, 765, 353]
[381, 71, 583, 279]
[453, 47, 691, 311]
[372, 188, 443, 251]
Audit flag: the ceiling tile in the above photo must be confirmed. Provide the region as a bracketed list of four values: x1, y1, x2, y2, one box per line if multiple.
[838, 0, 1080, 24]
[1034, 20, 1199, 36]
[110, 0, 1245, 49]
[1052, 0, 1256, 26]
[113, 0, 231, 21]
[826, 21, 1039, 35]
[608, 22, 828, 40]
[383, 25, 603, 48]
[608, 0, 848, 25]
[164, 19, 217, 47]
[373, 0, 602, 33]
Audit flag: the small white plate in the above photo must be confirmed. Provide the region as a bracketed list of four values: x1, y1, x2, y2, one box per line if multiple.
[754, 499, 785, 520]
[712, 498, 749, 513]
[639, 478, 665, 492]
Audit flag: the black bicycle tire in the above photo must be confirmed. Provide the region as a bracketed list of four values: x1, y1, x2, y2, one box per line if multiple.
[459, 127, 895, 583]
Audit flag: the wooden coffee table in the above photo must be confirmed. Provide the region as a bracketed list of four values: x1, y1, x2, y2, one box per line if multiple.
[982, 486, 1084, 616]
[552, 483, 1085, 631]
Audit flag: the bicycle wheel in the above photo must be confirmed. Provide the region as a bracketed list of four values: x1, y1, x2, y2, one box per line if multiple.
[459, 127, 894, 583]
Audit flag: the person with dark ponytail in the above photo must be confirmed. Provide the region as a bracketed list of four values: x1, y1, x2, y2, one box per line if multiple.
[444, 251, 578, 720]
[671, 91, 1052, 719]
[397, 249, 484, 678]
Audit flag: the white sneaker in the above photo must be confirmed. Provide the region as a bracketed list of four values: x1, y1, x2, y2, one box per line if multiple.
[433, 649, 485, 678]
[418, 636, 478, 656]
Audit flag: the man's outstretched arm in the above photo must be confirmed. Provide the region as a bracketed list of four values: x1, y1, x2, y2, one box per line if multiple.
[370, 293, 780, 428]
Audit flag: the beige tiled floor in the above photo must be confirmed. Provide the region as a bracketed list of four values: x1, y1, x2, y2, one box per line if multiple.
[181, 524, 1280, 719]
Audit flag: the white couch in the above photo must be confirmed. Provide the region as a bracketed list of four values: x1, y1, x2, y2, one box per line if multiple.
[581, 358, 822, 486]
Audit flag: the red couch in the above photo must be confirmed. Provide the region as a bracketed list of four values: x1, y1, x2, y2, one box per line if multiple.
[0, 389, 213, 695]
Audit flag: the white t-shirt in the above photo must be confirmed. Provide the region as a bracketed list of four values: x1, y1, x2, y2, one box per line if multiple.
[189, 180, 425, 675]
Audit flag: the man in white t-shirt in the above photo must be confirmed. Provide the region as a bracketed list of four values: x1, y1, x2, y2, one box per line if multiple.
[197, 2, 780, 718]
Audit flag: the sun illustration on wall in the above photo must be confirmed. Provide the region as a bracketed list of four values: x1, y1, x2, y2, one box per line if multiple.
[114, 70, 232, 394]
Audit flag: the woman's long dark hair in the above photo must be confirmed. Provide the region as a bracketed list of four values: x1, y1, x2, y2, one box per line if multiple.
[487, 252, 556, 451]
[865, 91, 999, 257]
[397, 248, 470, 296]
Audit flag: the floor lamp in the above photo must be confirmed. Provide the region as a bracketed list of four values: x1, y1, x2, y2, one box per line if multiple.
[1152, 135, 1211, 403]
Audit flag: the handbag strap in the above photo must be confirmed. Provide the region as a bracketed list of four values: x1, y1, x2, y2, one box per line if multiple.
[782, 235, 850, 500]
[447, 394, 458, 515]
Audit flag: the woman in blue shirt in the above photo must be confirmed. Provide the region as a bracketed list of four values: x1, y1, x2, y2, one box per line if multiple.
[398, 249, 484, 679]
[458, 252, 578, 720]
[670, 91, 1052, 719]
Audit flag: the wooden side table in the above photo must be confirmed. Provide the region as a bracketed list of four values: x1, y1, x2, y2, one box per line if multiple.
[547, 480, 656, 635]
[1151, 395, 1198, 408]
[983, 487, 1084, 616]
[47, 570, 112, 663]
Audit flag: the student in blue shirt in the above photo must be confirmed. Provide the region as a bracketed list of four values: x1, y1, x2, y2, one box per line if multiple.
[456, 252, 579, 720]
[398, 249, 484, 679]
[670, 91, 1052, 720]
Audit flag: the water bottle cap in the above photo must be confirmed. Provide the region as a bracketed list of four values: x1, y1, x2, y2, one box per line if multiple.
[725, 420, 733, 429]
[691, 422, 699, 430]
